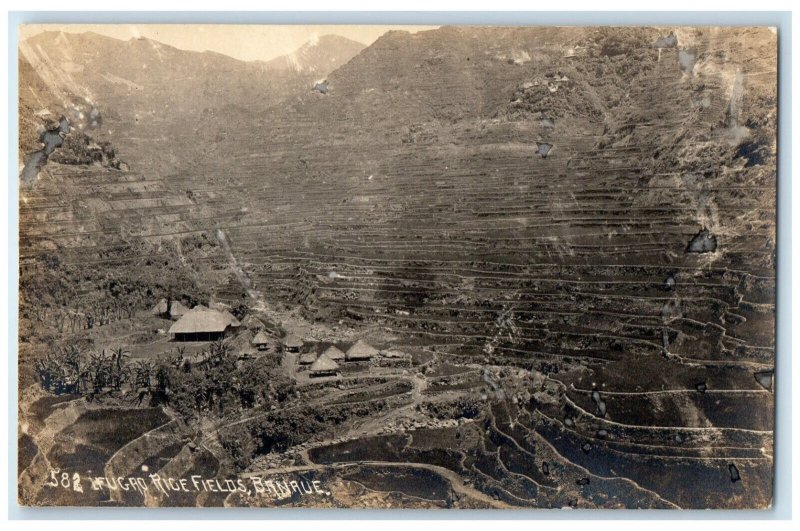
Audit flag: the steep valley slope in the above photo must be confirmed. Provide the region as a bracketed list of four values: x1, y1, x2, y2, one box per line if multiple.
[18, 26, 776, 509]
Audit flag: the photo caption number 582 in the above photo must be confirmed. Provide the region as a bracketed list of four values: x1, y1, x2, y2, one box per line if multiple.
[46, 469, 84, 492]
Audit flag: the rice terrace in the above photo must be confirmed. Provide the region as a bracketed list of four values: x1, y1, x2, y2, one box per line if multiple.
[17, 24, 777, 509]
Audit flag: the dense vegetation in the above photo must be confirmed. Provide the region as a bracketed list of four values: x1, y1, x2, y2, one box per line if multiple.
[19, 244, 214, 343]
[33, 338, 294, 415]
[219, 400, 394, 471]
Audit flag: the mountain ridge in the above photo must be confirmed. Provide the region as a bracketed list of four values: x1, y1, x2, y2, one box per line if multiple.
[18, 30, 369, 172]
[18, 26, 777, 509]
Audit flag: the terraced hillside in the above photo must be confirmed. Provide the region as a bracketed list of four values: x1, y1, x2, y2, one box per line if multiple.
[18, 31, 366, 173]
[19, 26, 776, 509]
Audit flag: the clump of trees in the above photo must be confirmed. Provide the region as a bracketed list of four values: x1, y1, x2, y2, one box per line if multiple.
[220, 400, 391, 472]
[34, 339, 294, 416]
[19, 246, 214, 342]
[165, 341, 294, 417]
[34, 344, 131, 399]
[48, 129, 128, 170]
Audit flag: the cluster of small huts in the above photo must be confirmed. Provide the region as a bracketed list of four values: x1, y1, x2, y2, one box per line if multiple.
[150, 298, 385, 378]
[299, 340, 381, 378]
[250, 332, 303, 354]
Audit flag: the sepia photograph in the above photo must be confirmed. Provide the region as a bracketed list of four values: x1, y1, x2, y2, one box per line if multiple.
[15, 20, 778, 510]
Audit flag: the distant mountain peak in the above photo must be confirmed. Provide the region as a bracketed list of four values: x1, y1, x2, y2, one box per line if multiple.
[265, 34, 366, 74]
[310, 34, 365, 47]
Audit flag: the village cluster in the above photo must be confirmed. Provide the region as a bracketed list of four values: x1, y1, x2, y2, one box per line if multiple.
[152, 298, 397, 379]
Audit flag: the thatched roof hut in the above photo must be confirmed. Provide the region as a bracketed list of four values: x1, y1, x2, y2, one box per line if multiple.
[228, 330, 256, 357]
[252, 331, 271, 346]
[299, 352, 317, 365]
[310, 353, 339, 377]
[150, 298, 168, 316]
[220, 309, 241, 328]
[321, 345, 346, 361]
[241, 314, 266, 330]
[169, 301, 189, 320]
[283, 334, 304, 352]
[346, 339, 379, 361]
[251, 331, 273, 351]
[168, 307, 239, 341]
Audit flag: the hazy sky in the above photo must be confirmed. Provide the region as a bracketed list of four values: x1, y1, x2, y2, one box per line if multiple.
[20, 24, 440, 63]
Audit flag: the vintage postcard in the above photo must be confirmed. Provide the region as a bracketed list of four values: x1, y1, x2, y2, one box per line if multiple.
[17, 24, 776, 508]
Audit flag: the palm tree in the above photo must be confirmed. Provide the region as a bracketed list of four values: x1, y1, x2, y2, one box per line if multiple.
[109, 346, 130, 390]
[208, 339, 231, 366]
[131, 360, 156, 390]
[60, 345, 84, 394]
[211, 339, 230, 356]
[154, 364, 171, 398]
[62, 344, 82, 372]
[172, 346, 190, 372]
[86, 349, 113, 398]
[130, 360, 156, 406]
[34, 354, 56, 392]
